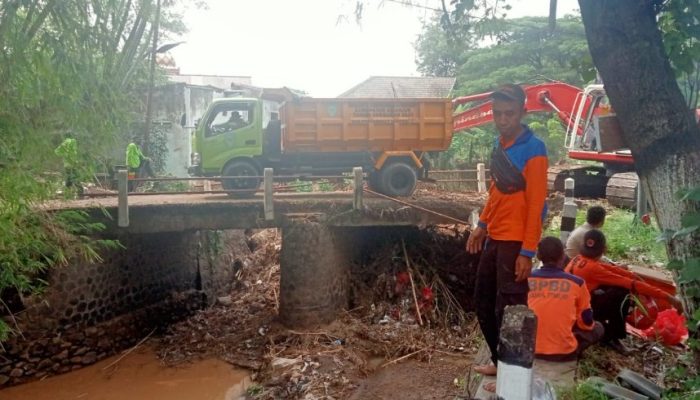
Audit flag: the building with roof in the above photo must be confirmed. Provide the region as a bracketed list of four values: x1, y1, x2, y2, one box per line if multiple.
[338, 76, 456, 98]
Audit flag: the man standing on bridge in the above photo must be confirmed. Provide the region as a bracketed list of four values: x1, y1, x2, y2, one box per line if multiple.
[466, 84, 549, 385]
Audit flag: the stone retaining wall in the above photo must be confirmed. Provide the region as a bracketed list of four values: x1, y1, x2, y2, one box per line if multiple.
[0, 229, 252, 387]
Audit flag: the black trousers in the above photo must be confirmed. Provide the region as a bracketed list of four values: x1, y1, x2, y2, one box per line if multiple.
[591, 285, 630, 341]
[474, 239, 529, 364]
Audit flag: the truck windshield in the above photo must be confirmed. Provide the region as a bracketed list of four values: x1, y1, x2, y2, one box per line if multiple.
[206, 102, 255, 136]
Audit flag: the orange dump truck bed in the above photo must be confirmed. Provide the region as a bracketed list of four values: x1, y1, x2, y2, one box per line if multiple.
[280, 98, 453, 153]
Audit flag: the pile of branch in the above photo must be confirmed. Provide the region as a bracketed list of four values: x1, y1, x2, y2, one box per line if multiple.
[156, 227, 482, 399]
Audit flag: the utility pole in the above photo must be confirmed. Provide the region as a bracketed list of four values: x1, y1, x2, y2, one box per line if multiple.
[549, 0, 557, 34]
[143, 0, 161, 156]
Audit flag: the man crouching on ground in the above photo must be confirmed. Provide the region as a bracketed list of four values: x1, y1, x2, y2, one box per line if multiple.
[465, 84, 549, 388]
[529, 237, 604, 361]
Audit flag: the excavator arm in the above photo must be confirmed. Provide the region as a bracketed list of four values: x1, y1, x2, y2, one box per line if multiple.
[452, 82, 591, 133]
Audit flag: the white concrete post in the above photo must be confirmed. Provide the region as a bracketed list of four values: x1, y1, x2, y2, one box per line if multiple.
[353, 167, 363, 210]
[264, 168, 274, 221]
[560, 178, 577, 244]
[117, 168, 129, 228]
[477, 163, 487, 193]
[496, 305, 537, 400]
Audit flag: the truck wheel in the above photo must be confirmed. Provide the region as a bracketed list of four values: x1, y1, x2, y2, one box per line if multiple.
[379, 162, 417, 197]
[368, 171, 384, 193]
[222, 160, 261, 198]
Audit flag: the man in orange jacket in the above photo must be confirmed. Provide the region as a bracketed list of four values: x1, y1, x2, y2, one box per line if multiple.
[566, 229, 683, 354]
[466, 84, 549, 377]
[528, 237, 603, 361]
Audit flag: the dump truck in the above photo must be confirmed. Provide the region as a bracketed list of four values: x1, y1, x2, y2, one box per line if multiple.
[189, 97, 453, 196]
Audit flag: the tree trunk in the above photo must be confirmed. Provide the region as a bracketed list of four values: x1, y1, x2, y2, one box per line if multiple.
[579, 0, 700, 367]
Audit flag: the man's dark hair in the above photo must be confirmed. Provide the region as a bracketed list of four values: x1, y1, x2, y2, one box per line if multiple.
[586, 206, 606, 226]
[490, 83, 526, 108]
[580, 229, 606, 259]
[537, 236, 564, 266]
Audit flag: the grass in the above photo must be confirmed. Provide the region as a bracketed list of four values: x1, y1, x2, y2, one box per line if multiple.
[556, 381, 609, 400]
[545, 206, 668, 265]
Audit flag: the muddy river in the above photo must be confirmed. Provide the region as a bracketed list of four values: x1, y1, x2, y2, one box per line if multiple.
[0, 348, 250, 400]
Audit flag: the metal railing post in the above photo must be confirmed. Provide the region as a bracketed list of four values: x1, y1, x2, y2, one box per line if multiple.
[353, 167, 363, 210]
[117, 167, 129, 227]
[264, 168, 274, 221]
[477, 163, 487, 193]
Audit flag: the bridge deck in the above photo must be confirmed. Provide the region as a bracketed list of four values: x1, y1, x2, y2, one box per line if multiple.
[45, 190, 485, 234]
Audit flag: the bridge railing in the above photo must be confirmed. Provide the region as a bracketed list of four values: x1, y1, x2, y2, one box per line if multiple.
[428, 164, 489, 193]
[112, 164, 488, 228]
[113, 167, 365, 227]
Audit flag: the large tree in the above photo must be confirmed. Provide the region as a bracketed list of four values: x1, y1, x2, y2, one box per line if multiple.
[577, 0, 700, 366]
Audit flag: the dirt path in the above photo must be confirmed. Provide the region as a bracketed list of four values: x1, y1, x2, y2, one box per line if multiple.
[349, 356, 474, 400]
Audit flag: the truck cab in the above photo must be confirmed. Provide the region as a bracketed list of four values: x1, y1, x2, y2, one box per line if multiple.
[190, 97, 267, 177]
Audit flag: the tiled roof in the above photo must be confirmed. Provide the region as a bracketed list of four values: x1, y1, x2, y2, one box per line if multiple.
[338, 76, 456, 98]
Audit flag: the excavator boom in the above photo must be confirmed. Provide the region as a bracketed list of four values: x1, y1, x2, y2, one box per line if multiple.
[452, 82, 590, 132]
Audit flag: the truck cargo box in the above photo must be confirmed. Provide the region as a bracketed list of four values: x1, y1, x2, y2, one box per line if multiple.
[280, 98, 453, 153]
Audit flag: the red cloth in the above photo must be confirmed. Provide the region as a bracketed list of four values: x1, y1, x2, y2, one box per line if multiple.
[643, 309, 688, 346]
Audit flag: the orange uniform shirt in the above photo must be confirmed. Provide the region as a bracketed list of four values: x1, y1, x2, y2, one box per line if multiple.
[478, 127, 549, 257]
[565, 255, 669, 300]
[528, 266, 594, 356]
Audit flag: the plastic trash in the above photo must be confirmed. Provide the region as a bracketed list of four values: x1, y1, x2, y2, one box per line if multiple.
[643, 309, 688, 346]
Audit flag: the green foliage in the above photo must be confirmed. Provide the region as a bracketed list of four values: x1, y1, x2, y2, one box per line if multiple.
[557, 381, 608, 400]
[0, 0, 194, 341]
[545, 208, 667, 264]
[603, 210, 667, 264]
[656, 187, 700, 398]
[292, 180, 312, 193]
[528, 116, 568, 163]
[658, 0, 700, 108]
[446, 16, 593, 95]
[416, 15, 591, 166]
[658, 188, 700, 337]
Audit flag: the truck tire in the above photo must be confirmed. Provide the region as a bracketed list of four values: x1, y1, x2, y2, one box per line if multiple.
[222, 160, 261, 198]
[379, 162, 417, 197]
[367, 171, 384, 193]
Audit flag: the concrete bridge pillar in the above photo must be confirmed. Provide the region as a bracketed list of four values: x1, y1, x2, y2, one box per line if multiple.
[279, 219, 349, 328]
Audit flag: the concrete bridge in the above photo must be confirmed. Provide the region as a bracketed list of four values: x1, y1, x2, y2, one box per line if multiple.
[1, 191, 482, 387]
[43, 190, 482, 326]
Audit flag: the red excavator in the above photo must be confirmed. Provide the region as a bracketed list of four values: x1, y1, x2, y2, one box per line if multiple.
[451, 81, 700, 206]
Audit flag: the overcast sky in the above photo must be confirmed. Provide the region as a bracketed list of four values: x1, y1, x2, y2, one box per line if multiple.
[170, 0, 580, 97]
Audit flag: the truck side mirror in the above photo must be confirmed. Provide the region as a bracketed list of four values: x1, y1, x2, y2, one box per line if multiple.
[180, 113, 187, 128]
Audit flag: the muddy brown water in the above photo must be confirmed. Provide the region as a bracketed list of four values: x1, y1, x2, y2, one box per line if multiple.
[0, 348, 250, 400]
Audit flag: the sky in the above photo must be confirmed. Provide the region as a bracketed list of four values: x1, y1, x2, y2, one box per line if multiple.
[170, 0, 580, 97]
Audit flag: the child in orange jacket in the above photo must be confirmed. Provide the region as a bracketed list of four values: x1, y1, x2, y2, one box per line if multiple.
[528, 237, 604, 361]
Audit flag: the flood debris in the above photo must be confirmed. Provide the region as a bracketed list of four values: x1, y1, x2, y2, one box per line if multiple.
[156, 226, 482, 399]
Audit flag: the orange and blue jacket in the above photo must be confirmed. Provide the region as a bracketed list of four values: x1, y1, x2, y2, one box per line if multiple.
[528, 265, 594, 356]
[565, 255, 670, 300]
[478, 126, 549, 257]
